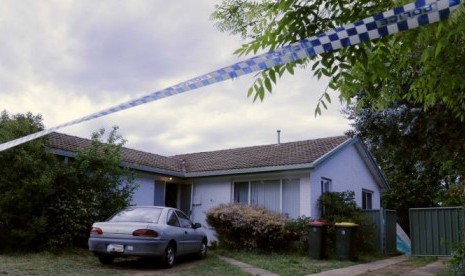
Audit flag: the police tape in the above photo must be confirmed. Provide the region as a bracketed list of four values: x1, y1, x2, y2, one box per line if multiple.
[0, 0, 461, 152]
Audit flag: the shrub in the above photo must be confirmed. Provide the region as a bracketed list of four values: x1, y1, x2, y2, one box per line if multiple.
[206, 203, 287, 251]
[447, 231, 465, 275]
[283, 216, 312, 254]
[318, 191, 377, 255]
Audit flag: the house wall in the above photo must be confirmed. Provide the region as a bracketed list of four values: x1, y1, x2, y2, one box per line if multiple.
[190, 171, 311, 242]
[309, 143, 382, 218]
[130, 172, 157, 206]
[190, 176, 232, 243]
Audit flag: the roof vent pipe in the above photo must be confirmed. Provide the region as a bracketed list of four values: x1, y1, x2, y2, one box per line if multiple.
[277, 130, 281, 145]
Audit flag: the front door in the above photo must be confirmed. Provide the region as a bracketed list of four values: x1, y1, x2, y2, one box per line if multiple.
[163, 182, 192, 216]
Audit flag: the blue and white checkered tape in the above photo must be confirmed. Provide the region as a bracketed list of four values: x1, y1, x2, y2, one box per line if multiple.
[0, 0, 461, 152]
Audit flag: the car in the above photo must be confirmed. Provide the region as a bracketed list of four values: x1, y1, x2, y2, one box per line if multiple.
[88, 206, 208, 268]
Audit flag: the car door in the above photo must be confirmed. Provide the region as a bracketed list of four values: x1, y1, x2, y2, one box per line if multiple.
[165, 209, 186, 252]
[175, 210, 203, 253]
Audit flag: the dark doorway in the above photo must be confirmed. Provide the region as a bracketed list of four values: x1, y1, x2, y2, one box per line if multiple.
[165, 183, 178, 208]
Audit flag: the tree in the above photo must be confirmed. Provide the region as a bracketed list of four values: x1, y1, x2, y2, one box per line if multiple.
[46, 126, 137, 249]
[0, 110, 136, 251]
[211, 0, 465, 119]
[0, 111, 58, 250]
[345, 102, 465, 233]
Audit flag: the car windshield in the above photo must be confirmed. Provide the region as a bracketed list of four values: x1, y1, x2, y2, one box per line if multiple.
[109, 207, 162, 223]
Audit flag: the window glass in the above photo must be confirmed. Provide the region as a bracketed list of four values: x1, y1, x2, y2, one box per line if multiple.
[175, 210, 193, 228]
[234, 182, 249, 204]
[167, 210, 180, 227]
[321, 178, 332, 194]
[251, 180, 280, 212]
[109, 207, 162, 223]
[362, 189, 373, 210]
[282, 179, 300, 218]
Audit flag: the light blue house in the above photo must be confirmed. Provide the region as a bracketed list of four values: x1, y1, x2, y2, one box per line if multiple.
[49, 133, 389, 242]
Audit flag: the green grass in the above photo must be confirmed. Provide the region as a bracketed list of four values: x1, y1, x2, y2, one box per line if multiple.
[215, 249, 362, 275]
[0, 248, 248, 276]
[178, 254, 250, 276]
[0, 247, 390, 276]
[0, 249, 122, 275]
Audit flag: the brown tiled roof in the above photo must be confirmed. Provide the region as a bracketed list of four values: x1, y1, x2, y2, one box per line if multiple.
[172, 136, 350, 173]
[47, 132, 182, 172]
[47, 132, 350, 175]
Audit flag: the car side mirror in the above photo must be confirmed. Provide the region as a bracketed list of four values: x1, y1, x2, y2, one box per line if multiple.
[193, 222, 202, 229]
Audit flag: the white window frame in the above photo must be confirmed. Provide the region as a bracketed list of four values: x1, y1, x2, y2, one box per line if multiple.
[232, 178, 299, 217]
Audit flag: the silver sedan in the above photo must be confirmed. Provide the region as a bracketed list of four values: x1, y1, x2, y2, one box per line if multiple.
[88, 206, 208, 268]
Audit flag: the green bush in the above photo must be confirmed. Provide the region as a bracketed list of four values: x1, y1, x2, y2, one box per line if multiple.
[447, 231, 465, 275]
[0, 112, 136, 252]
[206, 203, 287, 251]
[318, 191, 377, 255]
[283, 216, 312, 254]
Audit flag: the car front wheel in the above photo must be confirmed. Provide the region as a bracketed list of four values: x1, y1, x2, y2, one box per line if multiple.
[198, 239, 207, 259]
[163, 243, 176, 268]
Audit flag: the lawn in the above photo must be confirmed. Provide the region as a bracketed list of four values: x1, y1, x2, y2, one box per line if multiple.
[0, 248, 390, 275]
[0, 249, 247, 276]
[216, 249, 359, 275]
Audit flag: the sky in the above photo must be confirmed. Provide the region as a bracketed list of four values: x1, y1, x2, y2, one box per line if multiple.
[0, 0, 351, 156]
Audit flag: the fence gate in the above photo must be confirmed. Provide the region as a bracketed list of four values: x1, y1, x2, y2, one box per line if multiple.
[410, 207, 465, 256]
[363, 208, 397, 255]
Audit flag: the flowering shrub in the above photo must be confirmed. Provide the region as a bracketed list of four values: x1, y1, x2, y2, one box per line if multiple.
[206, 203, 287, 251]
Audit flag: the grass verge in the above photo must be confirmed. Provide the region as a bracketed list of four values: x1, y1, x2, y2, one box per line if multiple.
[215, 249, 373, 275]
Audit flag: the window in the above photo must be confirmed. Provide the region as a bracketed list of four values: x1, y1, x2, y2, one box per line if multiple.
[233, 179, 300, 218]
[321, 178, 332, 194]
[234, 182, 249, 204]
[362, 189, 373, 210]
[175, 210, 193, 228]
[167, 210, 180, 227]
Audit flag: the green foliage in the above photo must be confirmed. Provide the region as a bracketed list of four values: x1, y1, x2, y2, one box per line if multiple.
[45, 126, 137, 249]
[345, 103, 465, 233]
[318, 191, 358, 223]
[318, 191, 377, 254]
[212, 1, 465, 119]
[283, 216, 312, 254]
[0, 111, 136, 251]
[447, 232, 465, 275]
[437, 183, 465, 207]
[206, 203, 287, 251]
[0, 111, 57, 250]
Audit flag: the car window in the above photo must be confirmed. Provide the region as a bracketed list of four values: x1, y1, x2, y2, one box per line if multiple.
[109, 207, 162, 223]
[175, 210, 193, 228]
[167, 210, 180, 227]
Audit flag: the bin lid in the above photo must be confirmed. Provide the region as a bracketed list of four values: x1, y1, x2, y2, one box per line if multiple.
[309, 220, 327, 226]
[335, 222, 358, 227]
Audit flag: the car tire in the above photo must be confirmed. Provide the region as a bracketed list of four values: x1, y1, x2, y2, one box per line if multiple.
[198, 239, 207, 259]
[163, 243, 176, 268]
[98, 255, 114, 265]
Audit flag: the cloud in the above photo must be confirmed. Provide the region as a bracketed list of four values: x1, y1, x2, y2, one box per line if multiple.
[0, 0, 350, 156]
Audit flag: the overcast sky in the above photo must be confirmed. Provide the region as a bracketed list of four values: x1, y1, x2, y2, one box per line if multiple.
[1, 0, 351, 156]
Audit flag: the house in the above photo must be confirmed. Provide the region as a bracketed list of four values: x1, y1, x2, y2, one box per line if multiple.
[48, 132, 389, 242]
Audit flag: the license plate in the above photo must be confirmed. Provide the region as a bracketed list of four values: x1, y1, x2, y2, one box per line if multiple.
[107, 244, 124, 253]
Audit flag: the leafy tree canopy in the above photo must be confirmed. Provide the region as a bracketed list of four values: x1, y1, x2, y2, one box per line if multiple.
[0, 111, 136, 251]
[211, 0, 465, 119]
[345, 102, 465, 233]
